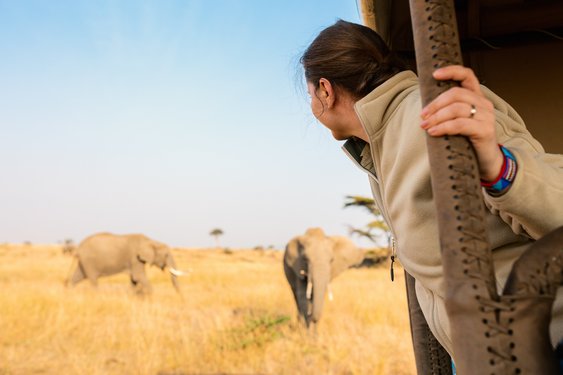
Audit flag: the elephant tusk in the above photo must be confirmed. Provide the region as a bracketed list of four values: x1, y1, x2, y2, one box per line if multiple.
[299, 269, 306, 276]
[169, 267, 190, 277]
[327, 285, 333, 302]
[306, 280, 313, 300]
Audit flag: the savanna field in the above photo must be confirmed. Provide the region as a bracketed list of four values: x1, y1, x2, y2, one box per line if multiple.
[0, 244, 415, 375]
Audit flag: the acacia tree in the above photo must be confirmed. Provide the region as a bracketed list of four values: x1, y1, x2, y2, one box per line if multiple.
[209, 228, 224, 248]
[343, 195, 389, 246]
[62, 238, 75, 255]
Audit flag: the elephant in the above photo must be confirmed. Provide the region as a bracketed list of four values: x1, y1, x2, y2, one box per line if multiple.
[67, 232, 187, 294]
[283, 227, 365, 330]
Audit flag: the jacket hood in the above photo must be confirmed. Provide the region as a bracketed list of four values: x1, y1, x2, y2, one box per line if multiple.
[354, 70, 419, 141]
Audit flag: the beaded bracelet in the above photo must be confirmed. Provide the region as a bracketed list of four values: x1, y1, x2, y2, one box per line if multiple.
[480, 145, 517, 197]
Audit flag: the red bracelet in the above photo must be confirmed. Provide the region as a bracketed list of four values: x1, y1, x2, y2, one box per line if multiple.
[480, 148, 507, 188]
[480, 145, 518, 196]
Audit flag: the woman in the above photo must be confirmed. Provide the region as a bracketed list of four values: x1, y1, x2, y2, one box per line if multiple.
[301, 19, 563, 362]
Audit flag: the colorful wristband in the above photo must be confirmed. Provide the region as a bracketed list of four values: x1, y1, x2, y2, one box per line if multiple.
[480, 145, 517, 196]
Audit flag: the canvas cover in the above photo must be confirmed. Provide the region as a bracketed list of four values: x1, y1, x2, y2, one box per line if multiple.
[359, 0, 563, 153]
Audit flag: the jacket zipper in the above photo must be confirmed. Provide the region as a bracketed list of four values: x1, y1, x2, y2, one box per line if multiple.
[389, 236, 396, 281]
[342, 145, 398, 281]
[371, 148, 398, 282]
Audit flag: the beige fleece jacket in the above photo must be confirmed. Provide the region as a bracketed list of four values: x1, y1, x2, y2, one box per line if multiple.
[342, 70, 563, 356]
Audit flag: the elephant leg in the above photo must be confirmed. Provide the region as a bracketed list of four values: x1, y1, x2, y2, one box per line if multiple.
[68, 265, 86, 286]
[131, 262, 152, 295]
[86, 274, 98, 287]
[308, 321, 318, 336]
[76, 261, 99, 287]
[130, 274, 138, 288]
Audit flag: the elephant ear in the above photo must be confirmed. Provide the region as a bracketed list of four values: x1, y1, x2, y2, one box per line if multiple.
[330, 236, 363, 279]
[284, 236, 306, 271]
[136, 240, 155, 265]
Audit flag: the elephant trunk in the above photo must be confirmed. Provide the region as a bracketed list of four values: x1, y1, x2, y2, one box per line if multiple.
[166, 254, 181, 292]
[309, 265, 330, 324]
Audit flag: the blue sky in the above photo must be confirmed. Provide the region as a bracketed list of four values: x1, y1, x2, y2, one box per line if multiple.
[0, 0, 377, 249]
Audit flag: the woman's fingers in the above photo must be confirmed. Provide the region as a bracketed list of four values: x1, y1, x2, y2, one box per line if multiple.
[423, 117, 494, 140]
[421, 103, 496, 140]
[421, 86, 492, 120]
[422, 65, 484, 118]
[421, 101, 480, 129]
[432, 65, 482, 93]
[420, 65, 495, 137]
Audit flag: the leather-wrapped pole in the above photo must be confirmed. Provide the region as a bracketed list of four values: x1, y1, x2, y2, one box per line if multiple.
[405, 271, 453, 375]
[408, 0, 497, 372]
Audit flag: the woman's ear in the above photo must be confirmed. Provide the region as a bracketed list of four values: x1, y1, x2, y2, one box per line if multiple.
[318, 78, 335, 108]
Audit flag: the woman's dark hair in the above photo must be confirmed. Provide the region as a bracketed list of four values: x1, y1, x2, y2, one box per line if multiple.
[301, 20, 408, 100]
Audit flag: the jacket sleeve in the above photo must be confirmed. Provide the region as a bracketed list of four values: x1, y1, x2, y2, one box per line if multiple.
[482, 86, 563, 239]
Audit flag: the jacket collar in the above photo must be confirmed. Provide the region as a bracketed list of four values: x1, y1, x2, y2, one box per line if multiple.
[342, 137, 366, 163]
[342, 137, 377, 179]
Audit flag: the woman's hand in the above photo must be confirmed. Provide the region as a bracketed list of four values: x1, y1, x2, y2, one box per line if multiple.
[420, 65, 504, 182]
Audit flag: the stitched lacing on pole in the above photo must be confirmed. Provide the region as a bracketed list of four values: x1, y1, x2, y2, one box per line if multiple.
[449, 156, 492, 278]
[479, 297, 517, 363]
[462, 235, 514, 363]
[425, 1, 460, 71]
[441, 136, 521, 368]
[427, 326, 451, 374]
[426, 328, 439, 374]
[514, 256, 563, 296]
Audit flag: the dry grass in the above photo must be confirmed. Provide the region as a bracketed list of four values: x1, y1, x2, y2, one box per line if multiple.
[0, 243, 415, 375]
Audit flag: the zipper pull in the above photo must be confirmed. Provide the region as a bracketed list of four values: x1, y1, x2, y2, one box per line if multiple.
[389, 236, 396, 282]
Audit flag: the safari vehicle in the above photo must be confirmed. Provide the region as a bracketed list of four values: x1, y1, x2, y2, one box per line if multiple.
[356, 1, 563, 374]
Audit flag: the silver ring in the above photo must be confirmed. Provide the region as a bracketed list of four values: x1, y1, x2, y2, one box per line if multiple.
[469, 104, 477, 119]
